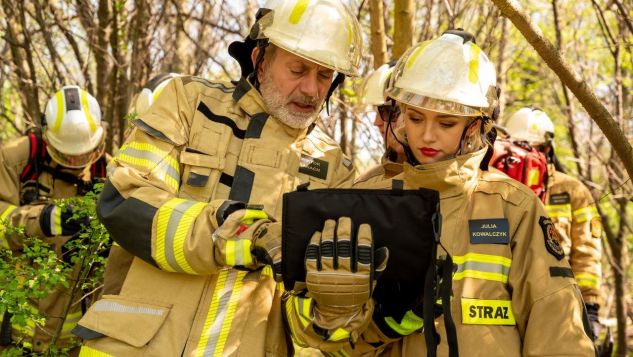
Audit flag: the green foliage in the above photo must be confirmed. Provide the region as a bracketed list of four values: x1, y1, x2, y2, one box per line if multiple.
[0, 185, 110, 356]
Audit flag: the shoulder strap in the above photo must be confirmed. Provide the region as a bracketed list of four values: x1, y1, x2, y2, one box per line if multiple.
[19, 131, 48, 183]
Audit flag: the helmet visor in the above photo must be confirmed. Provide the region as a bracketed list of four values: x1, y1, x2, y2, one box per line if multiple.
[46, 139, 105, 169]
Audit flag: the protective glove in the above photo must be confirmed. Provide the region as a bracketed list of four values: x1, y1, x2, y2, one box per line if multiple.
[585, 303, 601, 341]
[39, 204, 89, 237]
[305, 217, 388, 340]
[213, 206, 281, 270]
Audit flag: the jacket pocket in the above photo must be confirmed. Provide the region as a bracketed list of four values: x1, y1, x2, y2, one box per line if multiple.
[74, 295, 172, 347]
[179, 150, 223, 201]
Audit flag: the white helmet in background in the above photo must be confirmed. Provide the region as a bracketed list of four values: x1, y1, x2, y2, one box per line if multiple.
[505, 107, 555, 145]
[360, 63, 395, 106]
[387, 31, 498, 122]
[135, 73, 182, 116]
[43, 86, 104, 168]
[254, 0, 363, 76]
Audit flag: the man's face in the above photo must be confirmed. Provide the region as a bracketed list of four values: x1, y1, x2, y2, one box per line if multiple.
[254, 46, 333, 129]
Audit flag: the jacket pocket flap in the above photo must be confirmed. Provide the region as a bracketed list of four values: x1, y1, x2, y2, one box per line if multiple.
[180, 150, 222, 169]
[76, 295, 172, 347]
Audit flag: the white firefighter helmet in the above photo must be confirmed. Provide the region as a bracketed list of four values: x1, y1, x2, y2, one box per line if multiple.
[505, 107, 555, 145]
[386, 32, 498, 121]
[254, 0, 363, 76]
[360, 63, 395, 106]
[43, 86, 104, 168]
[135, 73, 181, 116]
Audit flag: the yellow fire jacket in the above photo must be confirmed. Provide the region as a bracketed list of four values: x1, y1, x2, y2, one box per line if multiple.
[545, 168, 602, 304]
[354, 161, 402, 186]
[0, 135, 107, 352]
[285, 149, 594, 356]
[74, 76, 355, 357]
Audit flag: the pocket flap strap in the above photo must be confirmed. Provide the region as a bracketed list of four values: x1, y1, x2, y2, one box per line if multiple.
[76, 296, 172, 347]
[180, 150, 222, 169]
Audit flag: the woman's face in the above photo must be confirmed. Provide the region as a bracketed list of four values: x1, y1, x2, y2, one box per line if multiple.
[403, 105, 478, 164]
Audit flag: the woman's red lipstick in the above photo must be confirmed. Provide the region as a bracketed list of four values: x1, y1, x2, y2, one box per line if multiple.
[420, 147, 439, 157]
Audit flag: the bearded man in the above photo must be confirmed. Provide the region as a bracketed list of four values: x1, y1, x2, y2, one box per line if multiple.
[71, 1, 362, 356]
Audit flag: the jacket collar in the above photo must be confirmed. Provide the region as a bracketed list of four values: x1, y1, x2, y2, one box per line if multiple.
[402, 148, 486, 197]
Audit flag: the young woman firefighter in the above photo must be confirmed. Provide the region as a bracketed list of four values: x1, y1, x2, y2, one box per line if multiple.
[284, 31, 595, 356]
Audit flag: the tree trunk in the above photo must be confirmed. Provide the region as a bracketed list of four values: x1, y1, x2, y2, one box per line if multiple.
[495, 17, 508, 119]
[490, 0, 633, 184]
[393, 0, 415, 59]
[369, 0, 388, 68]
[551, 0, 583, 176]
[130, 0, 151, 93]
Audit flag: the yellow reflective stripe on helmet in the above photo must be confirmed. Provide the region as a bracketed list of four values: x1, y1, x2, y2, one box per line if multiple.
[575, 272, 600, 289]
[289, 0, 310, 24]
[52, 91, 65, 133]
[195, 269, 247, 357]
[573, 205, 599, 223]
[406, 42, 430, 69]
[155, 198, 206, 274]
[115, 141, 180, 191]
[385, 310, 424, 335]
[453, 253, 511, 284]
[545, 203, 572, 219]
[80, 90, 97, 133]
[0, 204, 17, 248]
[241, 208, 268, 224]
[461, 298, 515, 325]
[224, 239, 253, 266]
[468, 43, 481, 84]
[79, 345, 115, 357]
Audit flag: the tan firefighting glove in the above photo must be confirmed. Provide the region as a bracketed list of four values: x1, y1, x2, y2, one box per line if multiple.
[212, 204, 281, 279]
[305, 217, 389, 341]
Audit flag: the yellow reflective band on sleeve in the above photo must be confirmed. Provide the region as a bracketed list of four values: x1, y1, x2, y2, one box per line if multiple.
[461, 298, 515, 325]
[53, 205, 62, 236]
[195, 269, 247, 357]
[284, 297, 307, 346]
[155, 198, 207, 274]
[80, 90, 97, 133]
[469, 43, 481, 84]
[0, 204, 17, 248]
[453, 253, 512, 284]
[116, 141, 180, 192]
[52, 91, 65, 133]
[61, 310, 83, 338]
[545, 203, 572, 219]
[327, 328, 350, 342]
[79, 345, 115, 357]
[573, 205, 599, 223]
[288, 0, 309, 24]
[224, 239, 253, 266]
[385, 310, 424, 336]
[291, 296, 313, 328]
[241, 209, 268, 224]
[575, 272, 600, 290]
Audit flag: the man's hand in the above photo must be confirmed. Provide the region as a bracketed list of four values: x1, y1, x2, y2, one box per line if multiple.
[212, 206, 271, 269]
[39, 204, 89, 237]
[305, 217, 388, 335]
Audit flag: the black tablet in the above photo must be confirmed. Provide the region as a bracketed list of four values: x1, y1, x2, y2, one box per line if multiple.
[282, 187, 440, 312]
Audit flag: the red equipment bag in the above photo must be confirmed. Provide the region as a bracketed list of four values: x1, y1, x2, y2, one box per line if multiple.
[490, 139, 548, 202]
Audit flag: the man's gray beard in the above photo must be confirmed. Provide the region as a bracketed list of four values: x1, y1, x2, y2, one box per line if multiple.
[260, 71, 322, 129]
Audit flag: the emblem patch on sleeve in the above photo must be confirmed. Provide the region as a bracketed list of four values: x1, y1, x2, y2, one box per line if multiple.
[539, 216, 564, 260]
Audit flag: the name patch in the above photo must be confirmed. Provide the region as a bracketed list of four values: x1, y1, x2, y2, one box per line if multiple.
[469, 218, 510, 244]
[461, 298, 516, 325]
[299, 155, 329, 180]
[549, 193, 570, 205]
